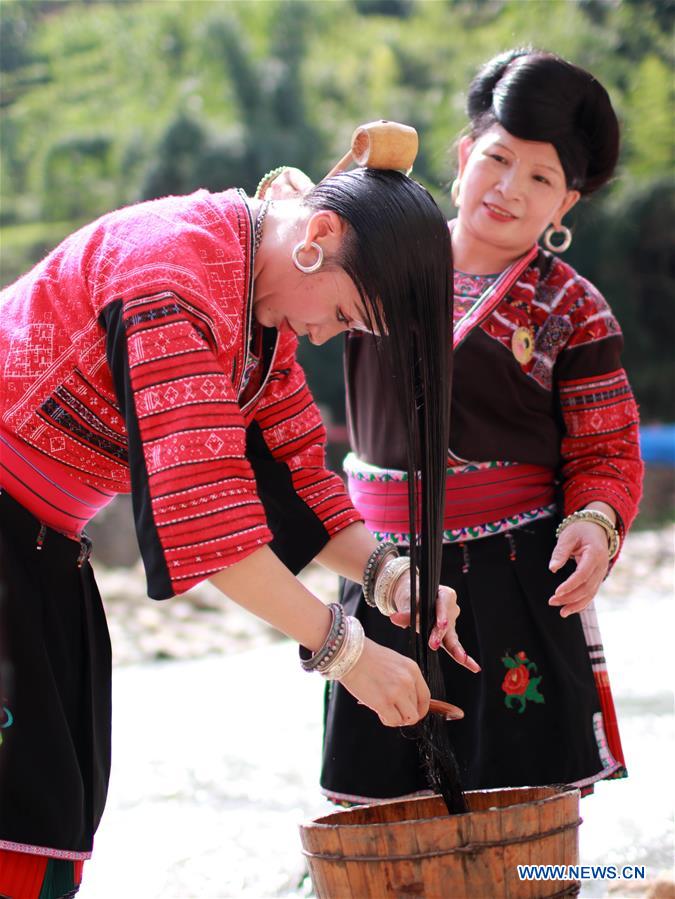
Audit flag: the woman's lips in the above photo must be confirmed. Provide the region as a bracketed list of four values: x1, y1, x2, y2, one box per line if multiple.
[483, 202, 516, 221]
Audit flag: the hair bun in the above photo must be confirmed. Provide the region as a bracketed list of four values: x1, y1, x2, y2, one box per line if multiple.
[466, 49, 620, 194]
[573, 76, 620, 194]
[466, 48, 532, 121]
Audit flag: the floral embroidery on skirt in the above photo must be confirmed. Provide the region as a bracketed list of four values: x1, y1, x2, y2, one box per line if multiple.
[501, 650, 545, 713]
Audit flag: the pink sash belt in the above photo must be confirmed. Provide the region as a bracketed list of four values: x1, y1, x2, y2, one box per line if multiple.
[345, 454, 556, 540]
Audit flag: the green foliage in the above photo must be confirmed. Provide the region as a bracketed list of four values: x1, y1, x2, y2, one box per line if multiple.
[141, 114, 207, 200]
[0, 0, 672, 420]
[568, 178, 675, 422]
[42, 134, 115, 219]
[353, 0, 414, 16]
[0, 4, 33, 73]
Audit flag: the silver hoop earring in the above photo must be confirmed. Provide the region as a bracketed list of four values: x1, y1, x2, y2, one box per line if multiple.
[292, 241, 323, 274]
[450, 178, 460, 207]
[543, 225, 572, 253]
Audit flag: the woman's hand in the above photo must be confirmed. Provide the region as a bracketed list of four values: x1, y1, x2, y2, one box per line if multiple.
[339, 637, 431, 727]
[548, 521, 610, 617]
[389, 582, 481, 673]
[265, 167, 314, 200]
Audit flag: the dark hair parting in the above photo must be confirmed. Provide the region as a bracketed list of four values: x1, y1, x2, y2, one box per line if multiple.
[306, 169, 467, 813]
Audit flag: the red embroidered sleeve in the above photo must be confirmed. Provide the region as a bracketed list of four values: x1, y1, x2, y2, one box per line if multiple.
[558, 369, 643, 534]
[555, 274, 643, 541]
[253, 332, 362, 538]
[121, 293, 272, 597]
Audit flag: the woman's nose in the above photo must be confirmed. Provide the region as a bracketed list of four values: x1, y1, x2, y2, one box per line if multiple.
[497, 166, 524, 200]
[307, 321, 347, 346]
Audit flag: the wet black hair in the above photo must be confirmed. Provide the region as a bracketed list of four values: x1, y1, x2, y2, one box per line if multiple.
[305, 169, 466, 813]
[466, 48, 620, 194]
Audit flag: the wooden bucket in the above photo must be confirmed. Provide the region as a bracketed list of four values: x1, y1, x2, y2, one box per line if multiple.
[300, 785, 581, 898]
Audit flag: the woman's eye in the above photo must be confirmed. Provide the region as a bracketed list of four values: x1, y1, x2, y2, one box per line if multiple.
[489, 153, 507, 164]
[534, 174, 551, 185]
[336, 308, 349, 325]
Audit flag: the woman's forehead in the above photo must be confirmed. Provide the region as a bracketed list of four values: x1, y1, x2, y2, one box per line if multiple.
[477, 125, 564, 171]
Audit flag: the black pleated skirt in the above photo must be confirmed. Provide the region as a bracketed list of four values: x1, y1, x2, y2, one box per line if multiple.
[0, 491, 111, 857]
[321, 516, 625, 803]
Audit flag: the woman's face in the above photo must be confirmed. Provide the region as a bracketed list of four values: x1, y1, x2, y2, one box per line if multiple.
[253, 209, 377, 345]
[254, 266, 372, 345]
[456, 124, 580, 261]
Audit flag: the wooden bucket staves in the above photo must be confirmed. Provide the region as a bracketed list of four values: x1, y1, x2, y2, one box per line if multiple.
[299, 785, 581, 898]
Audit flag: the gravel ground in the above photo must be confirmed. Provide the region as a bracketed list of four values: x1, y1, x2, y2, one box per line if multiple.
[96, 525, 674, 668]
[79, 525, 674, 899]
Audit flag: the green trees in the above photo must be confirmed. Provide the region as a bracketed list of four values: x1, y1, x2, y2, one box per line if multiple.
[569, 178, 675, 421]
[0, 0, 672, 419]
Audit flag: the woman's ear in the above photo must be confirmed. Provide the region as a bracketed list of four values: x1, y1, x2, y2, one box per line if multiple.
[457, 135, 475, 179]
[552, 189, 581, 228]
[303, 210, 347, 253]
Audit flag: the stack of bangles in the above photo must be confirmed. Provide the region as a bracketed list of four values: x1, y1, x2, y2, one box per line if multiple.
[300, 603, 365, 681]
[555, 508, 620, 560]
[299, 543, 416, 679]
[363, 541, 414, 616]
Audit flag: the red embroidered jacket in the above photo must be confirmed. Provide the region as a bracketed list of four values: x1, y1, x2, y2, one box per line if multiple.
[346, 249, 643, 539]
[0, 189, 360, 598]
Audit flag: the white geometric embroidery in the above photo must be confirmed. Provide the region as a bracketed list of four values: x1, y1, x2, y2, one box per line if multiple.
[205, 433, 224, 455]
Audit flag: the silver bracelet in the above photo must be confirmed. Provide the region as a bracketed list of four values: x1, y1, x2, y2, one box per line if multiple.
[362, 541, 398, 607]
[299, 603, 345, 672]
[374, 556, 411, 616]
[556, 509, 620, 560]
[321, 616, 365, 681]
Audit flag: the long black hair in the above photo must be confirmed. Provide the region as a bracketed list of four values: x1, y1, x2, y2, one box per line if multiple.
[306, 169, 466, 812]
[466, 48, 620, 194]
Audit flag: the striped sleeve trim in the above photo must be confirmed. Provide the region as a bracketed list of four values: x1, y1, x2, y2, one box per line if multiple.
[559, 369, 643, 540]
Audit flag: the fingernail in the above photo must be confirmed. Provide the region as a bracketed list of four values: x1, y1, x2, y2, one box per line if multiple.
[467, 655, 481, 671]
[446, 710, 464, 720]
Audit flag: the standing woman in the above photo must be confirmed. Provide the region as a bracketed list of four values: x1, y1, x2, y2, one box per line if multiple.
[0, 168, 466, 897]
[321, 49, 643, 804]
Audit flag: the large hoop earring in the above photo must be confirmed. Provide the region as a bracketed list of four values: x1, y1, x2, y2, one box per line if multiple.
[450, 178, 461, 207]
[543, 225, 572, 253]
[292, 241, 323, 274]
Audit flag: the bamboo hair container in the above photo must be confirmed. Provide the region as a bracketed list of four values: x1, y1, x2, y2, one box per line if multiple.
[325, 120, 419, 178]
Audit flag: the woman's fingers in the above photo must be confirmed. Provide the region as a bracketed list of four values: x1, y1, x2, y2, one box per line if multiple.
[555, 595, 596, 618]
[415, 669, 432, 719]
[388, 610, 411, 629]
[548, 572, 603, 616]
[431, 586, 480, 670]
[441, 630, 481, 671]
[551, 545, 596, 596]
[388, 584, 480, 671]
[389, 584, 459, 636]
[429, 584, 460, 649]
[547, 522, 609, 618]
[549, 527, 578, 573]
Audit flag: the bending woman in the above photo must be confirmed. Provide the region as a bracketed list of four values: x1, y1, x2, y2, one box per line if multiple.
[0, 168, 465, 896]
[320, 50, 643, 803]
